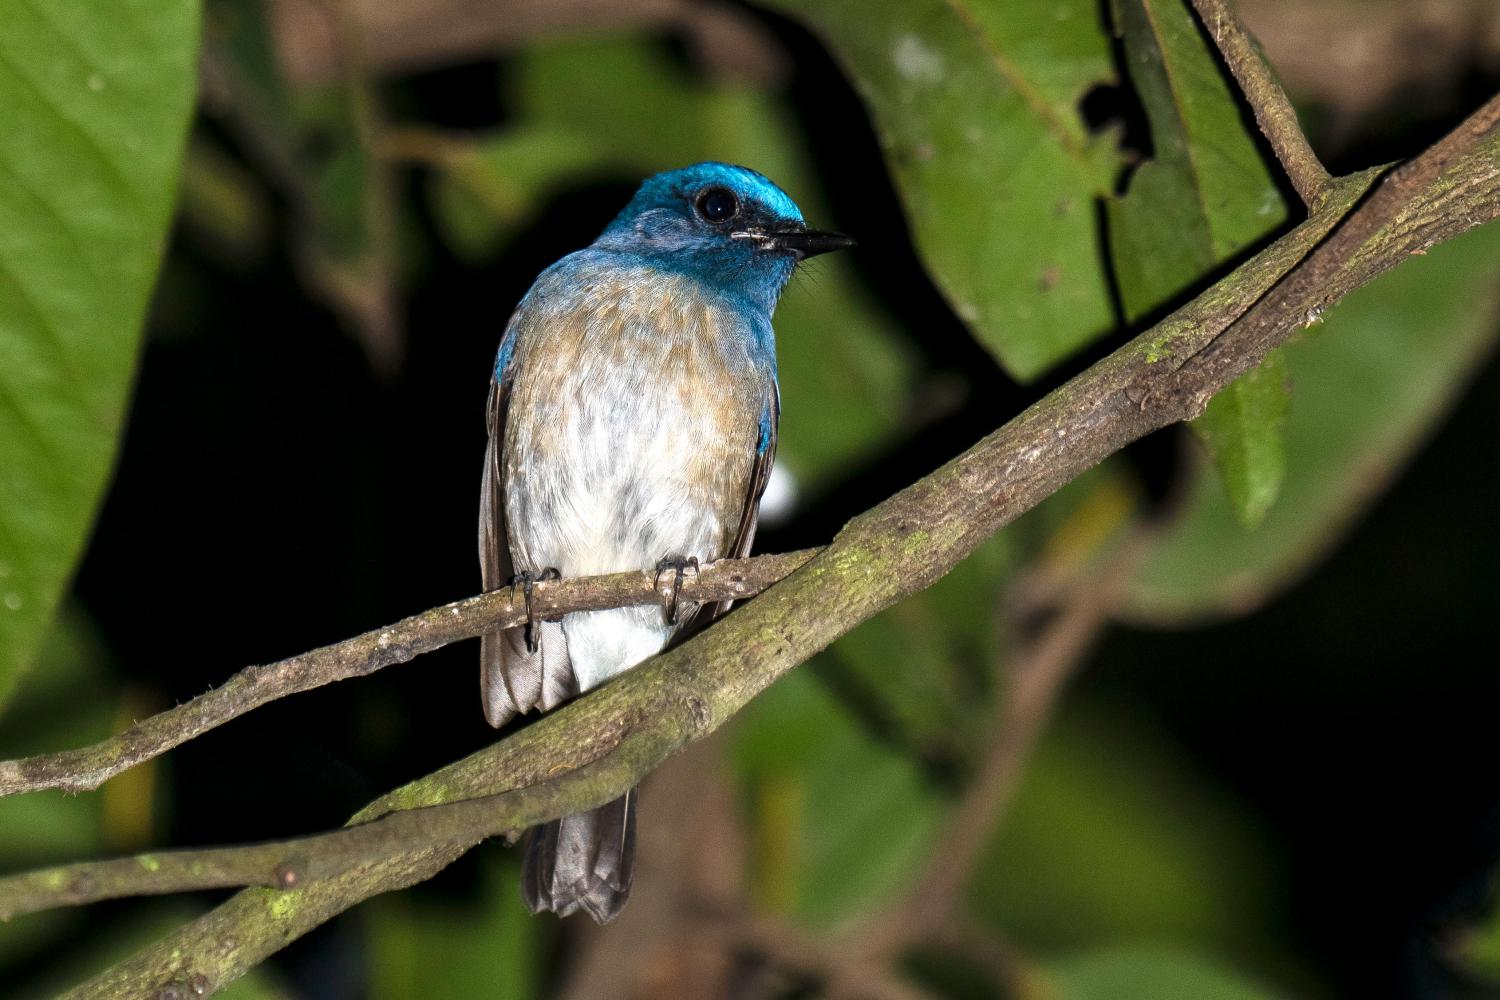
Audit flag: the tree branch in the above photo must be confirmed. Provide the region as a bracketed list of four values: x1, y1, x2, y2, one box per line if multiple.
[1, 753, 630, 921]
[0, 550, 815, 798]
[1168, 93, 1500, 398]
[1189, 0, 1331, 206]
[40, 95, 1500, 998]
[861, 532, 1149, 953]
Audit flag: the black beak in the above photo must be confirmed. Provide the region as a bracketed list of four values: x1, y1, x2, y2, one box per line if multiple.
[763, 227, 857, 260]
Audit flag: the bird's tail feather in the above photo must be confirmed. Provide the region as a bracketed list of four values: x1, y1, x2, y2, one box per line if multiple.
[481, 619, 575, 727]
[521, 789, 636, 923]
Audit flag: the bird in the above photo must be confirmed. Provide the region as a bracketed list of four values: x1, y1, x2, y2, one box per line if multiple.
[478, 162, 853, 922]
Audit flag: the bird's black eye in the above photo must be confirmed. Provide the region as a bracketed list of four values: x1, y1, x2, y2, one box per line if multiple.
[694, 186, 739, 224]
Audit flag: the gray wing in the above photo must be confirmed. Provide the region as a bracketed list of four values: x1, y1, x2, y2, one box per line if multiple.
[710, 384, 779, 619]
[478, 341, 578, 728]
[521, 788, 635, 923]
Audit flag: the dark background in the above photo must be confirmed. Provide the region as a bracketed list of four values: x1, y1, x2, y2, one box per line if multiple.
[4, 0, 1500, 997]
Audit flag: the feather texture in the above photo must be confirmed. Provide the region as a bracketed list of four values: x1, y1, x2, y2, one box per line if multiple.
[476, 161, 842, 923]
[478, 256, 777, 921]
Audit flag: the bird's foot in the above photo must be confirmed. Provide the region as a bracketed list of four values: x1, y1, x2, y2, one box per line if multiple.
[652, 555, 700, 626]
[508, 568, 561, 653]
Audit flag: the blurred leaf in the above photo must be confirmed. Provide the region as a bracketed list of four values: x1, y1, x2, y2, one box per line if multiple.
[1042, 946, 1280, 1000]
[756, 0, 1122, 380]
[515, 37, 704, 163]
[0, 610, 120, 966]
[367, 857, 540, 1000]
[1013, 460, 1142, 591]
[178, 133, 272, 264]
[100, 688, 166, 852]
[203, 2, 400, 371]
[904, 949, 1011, 1000]
[775, 456, 1136, 885]
[969, 702, 1277, 957]
[13, 903, 287, 1000]
[1452, 887, 1500, 985]
[430, 36, 919, 488]
[0, 0, 200, 710]
[731, 669, 944, 928]
[826, 534, 1012, 767]
[426, 129, 602, 260]
[1106, 0, 1290, 527]
[312, 138, 376, 261]
[1126, 220, 1500, 622]
[1191, 351, 1290, 529]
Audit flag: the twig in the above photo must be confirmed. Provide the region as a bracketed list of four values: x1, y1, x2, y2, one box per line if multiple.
[331, 0, 404, 376]
[60, 840, 474, 1000]
[1189, 0, 1330, 206]
[860, 534, 1147, 955]
[0, 750, 636, 921]
[52, 96, 1500, 998]
[1170, 92, 1500, 399]
[732, 916, 934, 1000]
[0, 550, 816, 799]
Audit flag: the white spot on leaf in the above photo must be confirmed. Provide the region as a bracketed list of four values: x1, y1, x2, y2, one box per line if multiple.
[893, 34, 945, 85]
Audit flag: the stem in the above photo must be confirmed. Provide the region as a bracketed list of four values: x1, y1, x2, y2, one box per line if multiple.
[1189, 0, 1331, 206]
[39, 90, 1500, 1000]
[0, 551, 816, 798]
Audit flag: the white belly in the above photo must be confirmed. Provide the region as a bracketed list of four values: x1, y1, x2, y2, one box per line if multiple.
[516, 394, 732, 690]
[501, 281, 766, 692]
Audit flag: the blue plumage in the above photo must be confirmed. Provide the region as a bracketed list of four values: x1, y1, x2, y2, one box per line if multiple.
[478, 162, 852, 922]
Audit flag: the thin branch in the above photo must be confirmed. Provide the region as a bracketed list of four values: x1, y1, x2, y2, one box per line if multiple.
[0, 752, 632, 921]
[1169, 92, 1500, 399]
[61, 841, 475, 1000]
[0, 550, 815, 799]
[1189, 0, 1331, 206]
[862, 534, 1148, 955]
[49, 96, 1500, 998]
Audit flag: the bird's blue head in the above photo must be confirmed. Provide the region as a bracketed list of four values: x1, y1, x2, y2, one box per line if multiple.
[593, 162, 853, 313]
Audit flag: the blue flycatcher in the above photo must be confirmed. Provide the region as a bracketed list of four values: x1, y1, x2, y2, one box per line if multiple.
[479, 162, 852, 922]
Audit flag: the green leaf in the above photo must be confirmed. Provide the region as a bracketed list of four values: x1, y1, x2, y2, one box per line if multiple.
[753, 0, 1123, 380]
[0, 608, 170, 985]
[427, 128, 604, 261]
[1190, 350, 1290, 529]
[730, 669, 944, 927]
[1105, 0, 1290, 525]
[825, 533, 1012, 766]
[0, 0, 200, 709]
[367, 857, 540, 1000]
[1127, 219, 1500, 622]
[1106, 0, 1288, 317]
[969, 702, 1277, 956]
[13, 902, 286, 999]
[429, 35, 919, 490]
[1452, 882, 1500, 985]
[0, 608, 116, 968]
[1044, 946, 1281, 1000]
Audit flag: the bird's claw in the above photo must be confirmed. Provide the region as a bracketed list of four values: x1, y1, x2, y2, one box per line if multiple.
[653, 555, 700, 626]
[509, 568, 561, 653]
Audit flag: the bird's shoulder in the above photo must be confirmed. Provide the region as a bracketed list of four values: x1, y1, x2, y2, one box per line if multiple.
[509, 247, 773, 366]
[520, 247, 721, 313]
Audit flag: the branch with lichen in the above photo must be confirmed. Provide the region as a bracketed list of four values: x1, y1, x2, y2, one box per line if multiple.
[1189, 0, 1331, 206]
[0, 550, 815, 798]
[7, 89, 1495, 1000]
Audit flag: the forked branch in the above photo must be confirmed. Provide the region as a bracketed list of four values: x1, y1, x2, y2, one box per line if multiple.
[12, 78, 1500, 1000]
[1190, 0, 1331, 206]
[0, 550, 815, 798]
